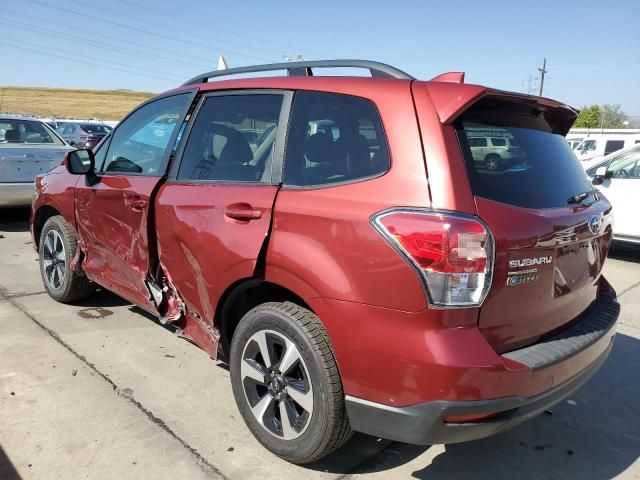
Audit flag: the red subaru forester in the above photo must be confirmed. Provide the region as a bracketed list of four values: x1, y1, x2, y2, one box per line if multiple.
[31, 60, 619, 464]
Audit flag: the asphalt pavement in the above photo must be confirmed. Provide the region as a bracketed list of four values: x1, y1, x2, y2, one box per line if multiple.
[1, 207, 639, 479]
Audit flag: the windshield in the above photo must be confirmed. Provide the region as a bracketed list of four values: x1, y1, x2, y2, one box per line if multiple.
[0, 119, 64, 145]
[80, 124, 110, 134]
[457, 99, 593, 209]
[587, 147, 640, 178]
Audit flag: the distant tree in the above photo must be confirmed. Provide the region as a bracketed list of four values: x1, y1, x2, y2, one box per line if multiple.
[600, 104, 627, 128]
[574, 104, 600, 128]
[573, 104, 629, 128]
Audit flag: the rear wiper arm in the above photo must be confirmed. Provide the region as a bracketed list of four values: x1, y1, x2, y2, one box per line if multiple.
[567, 190, 595, 205]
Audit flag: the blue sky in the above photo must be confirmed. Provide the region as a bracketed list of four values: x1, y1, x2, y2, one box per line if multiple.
[1, 0, 639, 114]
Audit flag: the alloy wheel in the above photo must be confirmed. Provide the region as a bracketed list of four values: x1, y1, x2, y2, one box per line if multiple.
[240, 329, 314, 440]
[42, 229, 66, 290]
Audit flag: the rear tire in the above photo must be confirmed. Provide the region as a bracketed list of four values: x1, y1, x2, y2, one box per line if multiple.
[39, 215, 94, 303]
[484, 153, 502, 171]
[229, 301, 352, 464]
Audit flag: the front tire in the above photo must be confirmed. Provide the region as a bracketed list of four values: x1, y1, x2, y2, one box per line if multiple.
[230, 302, 352, 464]
[39, 215, 94, 303]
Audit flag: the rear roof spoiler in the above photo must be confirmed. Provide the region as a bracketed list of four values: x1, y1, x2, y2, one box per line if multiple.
[424, 82, 578, 136]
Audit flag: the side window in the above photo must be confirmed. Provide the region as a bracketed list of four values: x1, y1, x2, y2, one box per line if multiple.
[609, 150, 640, 178]
[93, 135, 111, 171]
[491, 137, 507, 147]
[102, 94, 189, 175]
[177, 94, 283, 182]
[283, 91, 390, 187]
[604, 140, 624, 155]
[468, 137, 487, 147]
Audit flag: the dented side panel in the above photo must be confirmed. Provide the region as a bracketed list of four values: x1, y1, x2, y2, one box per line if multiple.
[154, 182, 279, 336]
[75, 175, 161, 312]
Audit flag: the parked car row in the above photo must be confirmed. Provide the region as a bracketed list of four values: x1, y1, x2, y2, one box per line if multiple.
[0, 116, 113, 207]
[0, 115, 74, 207]
[29, 60, 620, 464]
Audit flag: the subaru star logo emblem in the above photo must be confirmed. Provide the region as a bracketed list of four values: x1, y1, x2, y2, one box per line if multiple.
[587, 215, 602, 235]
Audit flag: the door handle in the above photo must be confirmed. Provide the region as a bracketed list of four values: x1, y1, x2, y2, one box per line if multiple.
[125, 194, 147, 210]
[225, 204, 262, 221]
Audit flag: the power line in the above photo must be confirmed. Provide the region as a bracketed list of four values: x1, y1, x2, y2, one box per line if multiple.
[111, 0, 322, 57]
[0, 37, 182, 83]
[71, 0, 285, 59]
[1, 9, 224, 66]
[21, 0, 273, 62]
[0, 19, 211, 71]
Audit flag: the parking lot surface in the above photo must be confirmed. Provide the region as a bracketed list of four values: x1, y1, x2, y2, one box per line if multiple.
[1, 207, 639, 479]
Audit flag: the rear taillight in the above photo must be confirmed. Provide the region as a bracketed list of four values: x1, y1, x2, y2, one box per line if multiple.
[372, 209, 494, 308]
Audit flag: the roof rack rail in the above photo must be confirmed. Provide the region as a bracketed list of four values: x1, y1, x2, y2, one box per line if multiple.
[181, 59, 415, 86]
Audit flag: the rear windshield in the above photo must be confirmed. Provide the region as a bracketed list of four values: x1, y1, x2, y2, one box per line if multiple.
[80, 124, 110, 134]
[456, 98, 593, 209]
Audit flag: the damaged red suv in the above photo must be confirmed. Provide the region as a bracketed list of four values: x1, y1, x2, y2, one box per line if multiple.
[31, 60, 619, 464]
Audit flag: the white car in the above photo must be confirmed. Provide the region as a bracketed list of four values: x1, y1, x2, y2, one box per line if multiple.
[0, 115, 73, 207]
[586, 144, 640, 245]
[574, 134, 640, 161]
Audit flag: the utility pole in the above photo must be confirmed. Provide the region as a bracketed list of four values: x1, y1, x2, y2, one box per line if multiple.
[538, 58, 547, 97]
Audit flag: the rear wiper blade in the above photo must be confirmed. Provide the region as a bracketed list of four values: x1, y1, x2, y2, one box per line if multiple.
[567, 189, 596, 205]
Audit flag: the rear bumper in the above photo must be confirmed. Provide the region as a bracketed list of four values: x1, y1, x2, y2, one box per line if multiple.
[345, 341, 612, 444]
[0, 183, 35, 207]
[344, 295, 619, 445]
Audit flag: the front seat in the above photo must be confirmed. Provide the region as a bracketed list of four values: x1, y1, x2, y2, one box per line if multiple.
[4, 129, 21, 142]
[190, 124, 255, 181]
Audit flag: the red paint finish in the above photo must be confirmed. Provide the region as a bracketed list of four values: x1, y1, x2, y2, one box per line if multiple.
[475, 196, 613, 351]
[411, 82, 476, 214]
[155, 182, 279, 327]
[308, 293, 614, 407]
[75, 175, 161, 311]
[31, 68, 619, 431]
[267, 79, 433, 312]
[31, 165, 80, 243]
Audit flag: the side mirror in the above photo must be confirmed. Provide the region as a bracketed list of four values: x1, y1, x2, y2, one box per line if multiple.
[591, 166, 608, 186]
[65, 149, 98, 185]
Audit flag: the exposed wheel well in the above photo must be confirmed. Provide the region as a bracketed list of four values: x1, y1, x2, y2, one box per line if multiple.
[33, 205, 61, 248]
[216, 279, 313, 361]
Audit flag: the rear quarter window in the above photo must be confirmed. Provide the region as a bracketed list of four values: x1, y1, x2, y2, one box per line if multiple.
[283, 91, 390, 187]
[457, 97, 593, 209]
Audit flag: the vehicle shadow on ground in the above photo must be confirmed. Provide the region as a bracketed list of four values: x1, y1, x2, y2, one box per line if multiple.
[389, 333, 639, 480]
[0, 207, 30, 233]
[0, 445, 22, 480]
[75, 288, 166, 324]
[609, 242, 640, 264]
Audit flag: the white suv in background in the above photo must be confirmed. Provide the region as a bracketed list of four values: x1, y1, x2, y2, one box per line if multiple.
[468, 135, 523, 170]
[587, 145, 640, 245]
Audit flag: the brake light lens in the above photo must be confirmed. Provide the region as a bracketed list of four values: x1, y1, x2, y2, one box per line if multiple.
[372, 209, 494, 307]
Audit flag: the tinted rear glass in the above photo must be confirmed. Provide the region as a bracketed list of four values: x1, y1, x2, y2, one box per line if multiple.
[80, 124, 110, 134]
[457, 98, 593, 209]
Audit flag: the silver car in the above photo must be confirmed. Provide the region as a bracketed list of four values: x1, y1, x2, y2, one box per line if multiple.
[0, 115, 73, 207]
[56, 122, 112, 149]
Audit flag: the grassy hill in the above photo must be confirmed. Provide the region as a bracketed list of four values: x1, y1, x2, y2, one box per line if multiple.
[0, 86, 155, 121]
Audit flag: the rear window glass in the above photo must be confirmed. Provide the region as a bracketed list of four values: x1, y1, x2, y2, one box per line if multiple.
[80, 124, 110, 134]
[457, 98, 593, 209]
[283, 91, 390, 187]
